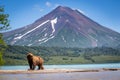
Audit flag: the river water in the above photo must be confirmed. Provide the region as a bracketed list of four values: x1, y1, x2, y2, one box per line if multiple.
[0, 63, 120, 70]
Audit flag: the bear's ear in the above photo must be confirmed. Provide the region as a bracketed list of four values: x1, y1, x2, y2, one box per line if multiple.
[27, 52, 34, 56]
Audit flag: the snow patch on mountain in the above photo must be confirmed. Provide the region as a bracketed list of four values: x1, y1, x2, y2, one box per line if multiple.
[11, 40, 17, 45]
[61, 36, 66, 43]
[28, 44, 32, 46]
[77, 9, 85, 14]
[43, 36, 55, 43]
[37, 18, 58, 45]
[39, 38, 47, 42]
[41, 28, 47, 33]
[65, 19, 69, 22]
[14, 20, 50, 40]
[39, 36, 55, 44]
[50, 17, 57, 36]
[72, 38, 75, 42]
[89, 35, 98, 47]
[44, 33, 47, 37]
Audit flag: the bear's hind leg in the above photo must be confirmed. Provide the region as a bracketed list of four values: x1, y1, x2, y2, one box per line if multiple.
[40, 64, 44, 70]
[38, 64, 44, 70]
[38, 65, 40, 70]
[41, 65, 44, 70]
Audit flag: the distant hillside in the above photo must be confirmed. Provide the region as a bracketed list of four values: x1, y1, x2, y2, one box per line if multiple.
[3, 45, 120, 65]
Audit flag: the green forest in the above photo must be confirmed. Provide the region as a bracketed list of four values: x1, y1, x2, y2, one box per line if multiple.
[3, 45, 120, 65]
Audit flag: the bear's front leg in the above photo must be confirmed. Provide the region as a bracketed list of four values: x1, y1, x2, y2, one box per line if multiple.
[32, 64, 36, 70]
[28, 62, 33, 70]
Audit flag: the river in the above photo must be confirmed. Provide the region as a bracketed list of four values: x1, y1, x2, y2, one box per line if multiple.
[0, 63, 120, 70]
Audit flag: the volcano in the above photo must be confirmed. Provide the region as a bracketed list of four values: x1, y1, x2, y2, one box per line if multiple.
[3, 6, 120, 48]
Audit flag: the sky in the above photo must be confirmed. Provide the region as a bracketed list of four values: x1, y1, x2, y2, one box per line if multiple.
[0, 0, 120, 33]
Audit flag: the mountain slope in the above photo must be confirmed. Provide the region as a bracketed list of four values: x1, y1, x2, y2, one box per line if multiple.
[3, 6, 120, 47]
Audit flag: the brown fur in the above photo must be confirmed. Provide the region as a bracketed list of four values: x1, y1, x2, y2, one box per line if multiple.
[27, 53, 44, 70]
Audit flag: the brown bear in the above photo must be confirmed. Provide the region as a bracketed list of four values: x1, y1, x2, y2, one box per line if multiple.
[27, 52, 44, 70]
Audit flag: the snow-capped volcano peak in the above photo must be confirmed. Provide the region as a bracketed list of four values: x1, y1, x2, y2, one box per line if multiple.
[3, 6, 120, 48]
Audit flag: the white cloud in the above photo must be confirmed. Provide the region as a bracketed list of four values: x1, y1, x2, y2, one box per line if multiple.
[46, 1, 52, 7]
[33, 4, 44, 12]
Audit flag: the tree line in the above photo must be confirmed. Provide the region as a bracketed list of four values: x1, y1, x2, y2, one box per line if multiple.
[3, 45, 120, 65]
[4, 45, 120, 58]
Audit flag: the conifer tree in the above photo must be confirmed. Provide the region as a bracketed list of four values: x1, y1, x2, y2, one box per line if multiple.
[0, 6, 10, 65]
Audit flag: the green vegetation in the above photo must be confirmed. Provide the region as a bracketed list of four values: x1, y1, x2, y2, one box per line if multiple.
[0, 6, 10, 65]
[0, 6, 10, 30]
[3, 45, 120, 65]
[0, 34, 7, 65]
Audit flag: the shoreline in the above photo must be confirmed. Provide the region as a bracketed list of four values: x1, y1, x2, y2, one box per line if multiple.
[1, 68, 120, 80]
[0, 68, 120, 74]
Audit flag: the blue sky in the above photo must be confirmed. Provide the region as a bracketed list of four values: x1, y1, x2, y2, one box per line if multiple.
[0, 0, 120, 33]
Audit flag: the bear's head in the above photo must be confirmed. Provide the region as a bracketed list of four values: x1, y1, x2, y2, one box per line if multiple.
[27, 53, 34, 59]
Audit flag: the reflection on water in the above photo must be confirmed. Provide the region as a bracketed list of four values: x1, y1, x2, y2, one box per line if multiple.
[0, 63, 120, 70]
